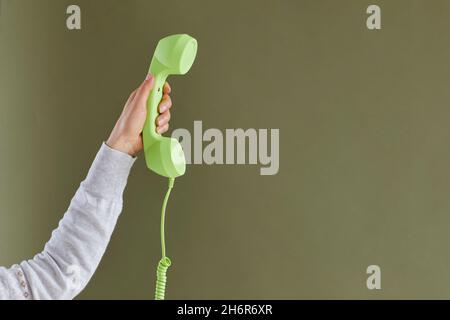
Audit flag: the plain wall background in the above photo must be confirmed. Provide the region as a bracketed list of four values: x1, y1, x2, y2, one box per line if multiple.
[2, 0, 450, 299]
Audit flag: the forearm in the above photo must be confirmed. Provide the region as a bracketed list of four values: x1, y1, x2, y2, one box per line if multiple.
[0, 143, 135, 300]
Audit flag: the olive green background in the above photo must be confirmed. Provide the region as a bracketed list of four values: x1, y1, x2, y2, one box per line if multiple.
[1, 0, 450, 299]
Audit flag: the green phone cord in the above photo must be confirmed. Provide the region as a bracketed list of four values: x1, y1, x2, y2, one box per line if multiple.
[154, 177, 175, 300]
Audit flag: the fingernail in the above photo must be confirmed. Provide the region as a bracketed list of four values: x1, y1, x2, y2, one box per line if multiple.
[159, 104, 167, 113]
[145, 73, 153, 81]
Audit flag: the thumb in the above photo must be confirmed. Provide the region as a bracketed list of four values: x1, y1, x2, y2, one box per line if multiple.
[135, 74, 155, 105]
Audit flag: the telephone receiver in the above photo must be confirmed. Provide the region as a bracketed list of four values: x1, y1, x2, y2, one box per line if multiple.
[143, 34, 198, 300]
[143, 34, 198, 178]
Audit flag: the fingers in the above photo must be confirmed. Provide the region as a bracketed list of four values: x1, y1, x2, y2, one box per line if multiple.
[158, 94, 172, 113]
[132, 77, 172, 135]
[127, 89, 138, 103]
[156, 110, 171, 127]
[163, 81, 171, 94]
[156, 123, 169, 134]
[123, 89, 138, 110]
[134, 74, 155, 106]
[156, 85, 173, 134]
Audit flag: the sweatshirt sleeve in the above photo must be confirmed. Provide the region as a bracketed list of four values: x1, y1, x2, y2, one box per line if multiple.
[0, 143, 136, 300]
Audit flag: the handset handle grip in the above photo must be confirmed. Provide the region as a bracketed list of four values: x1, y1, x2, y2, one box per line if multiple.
[143, 68, 168, 150]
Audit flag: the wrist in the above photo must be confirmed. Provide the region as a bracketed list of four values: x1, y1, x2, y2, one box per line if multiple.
[106, 137, 138, 157]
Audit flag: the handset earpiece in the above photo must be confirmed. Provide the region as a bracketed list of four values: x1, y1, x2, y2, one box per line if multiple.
[143, 34, 198, 178]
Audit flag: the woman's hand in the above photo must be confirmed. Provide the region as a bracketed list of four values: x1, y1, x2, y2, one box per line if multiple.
[107, 74, 173, 156]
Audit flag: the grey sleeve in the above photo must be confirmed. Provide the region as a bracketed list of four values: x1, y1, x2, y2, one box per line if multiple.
[0, 143, 136, 300]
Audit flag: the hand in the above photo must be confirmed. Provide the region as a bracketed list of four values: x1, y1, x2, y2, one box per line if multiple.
[107, 74, 173, 156]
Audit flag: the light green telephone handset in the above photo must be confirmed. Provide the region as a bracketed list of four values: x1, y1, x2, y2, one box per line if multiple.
[143, 34, 198, 300]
